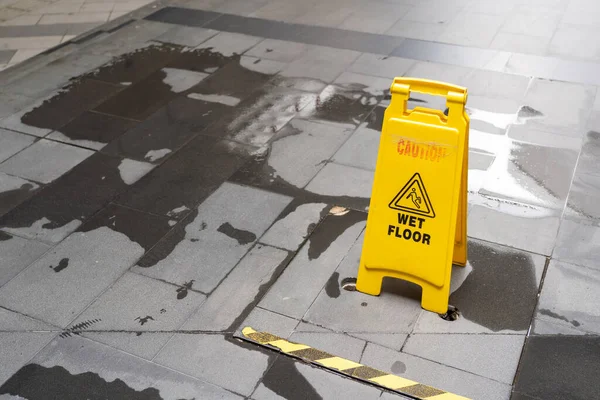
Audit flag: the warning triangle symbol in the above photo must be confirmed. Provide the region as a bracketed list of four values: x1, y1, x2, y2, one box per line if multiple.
[389, 173, 435, 218]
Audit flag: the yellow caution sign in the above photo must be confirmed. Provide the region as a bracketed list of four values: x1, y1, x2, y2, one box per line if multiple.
[357, 77, 469, 314]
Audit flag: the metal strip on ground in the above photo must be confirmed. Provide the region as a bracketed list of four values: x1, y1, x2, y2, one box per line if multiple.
[241, 327, 470, 400]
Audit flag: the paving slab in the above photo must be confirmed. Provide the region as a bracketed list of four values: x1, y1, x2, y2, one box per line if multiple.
[0, 128, 34, 163]
[333, 71, 391, 97]
[530, 317, 589, 336]
[232, 118, 354, 192]
[348, 53, 414, 80]
[279, 45, 360, 83]
[305, 162, 374, 203]
[0, 138, 93, 183]
[535, 260, 600, 335]
[0, 230, 49, 287]
[464, 69, 531, 99]
[0, 91, 35, 120]
[259, 211, 366, 319]
[47, 111, 138, 150]
[553, 216, 600, 270]
[521, 78, 596, 135]
[0, 204, 174, 327]
[0, 171, 40, 217]
[578, 129, 600, 177]
[246, 38, 310, 63]
[414, 239, 546, 334]
[182, 244, 291, 331]
[361, 343, 512, 400]
[467, 194, 561, 256]
[0, 331, 56, 386]
[134, 182, 291, 292]
[1, 76, 122, 136]
[155, 25, 219, 47]
[0, 334, 242, 399]
[235, 306, 299, 339]
[403, 333, 525, 384]
[194, 31, 263, 57]
[94, 67, 209, 121]
[70, 272, 206, 360]
[0, 152, 154, 243]
[85, 20, 174, 56]
[348, 332, 408, 352]
[154, 333, 272, 396]
[0, 306, 56, 385]
[303, 230, 423, 333]
[474, 125, 580, 211]
[513, 335, 600, 400]
[84, 43, 184, 86]
[2, 52, 113, 99]
[332, 123, 379, 171]
[114, 137, 253, 218]
[565, 170, 600, 222]
[260, 202, 328, 251]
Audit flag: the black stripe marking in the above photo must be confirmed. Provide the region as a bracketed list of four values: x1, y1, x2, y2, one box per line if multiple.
[289, 348, 334, 361]
[344, 366, 389, 379]
[402, 384, 446, 397]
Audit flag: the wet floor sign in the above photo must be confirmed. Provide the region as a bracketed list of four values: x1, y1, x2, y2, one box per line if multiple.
[357, 78, 469, 314]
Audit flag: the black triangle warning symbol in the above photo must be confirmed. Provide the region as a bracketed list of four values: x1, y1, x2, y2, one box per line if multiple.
[389, 173, 435, 218]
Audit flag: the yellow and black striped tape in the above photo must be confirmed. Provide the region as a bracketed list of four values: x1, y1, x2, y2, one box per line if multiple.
[242, 327, 469, 400]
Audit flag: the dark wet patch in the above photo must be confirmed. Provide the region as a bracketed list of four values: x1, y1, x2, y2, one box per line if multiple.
[217, 222, 256, 245]
[60, 319, 101, 338]
[77, 203, 173, 252]
[518, 105, 544, 119]
[101, 97, 225, 163]
[189, 58, 272, 103]
[0, 153, 149, 237]
[514, 335, 600, 400]
[324, 272, 341, 299]
[391, 360, 406, 374]
[137, 208, 199, 269]
[260, 356, 323, 400]
[190, 238, 199, 242]
[0, 231, 11, 241]
[115, 137, 251, 220]
[200, 222, 207, 230]
[83, 43, 185, 85]
[0, 364, 165, 399]
[21, 79, 123, 131]
[49, 258, 69, 273]
[166, 46, 233, 74]
[134, 315, 154, 326]
[0, 182, 41, 218]
[176, 280, 194, 300]
[58, 111, 138, 148]
[93, 68, 182, 121]
[307, 210, 366, 260]
[538, 309, 580, 328]
[450, 240, 540, 332]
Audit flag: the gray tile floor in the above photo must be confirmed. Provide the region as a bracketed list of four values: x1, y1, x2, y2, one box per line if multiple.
[0, 0, 600, 399]
[0, 0, 157, 70]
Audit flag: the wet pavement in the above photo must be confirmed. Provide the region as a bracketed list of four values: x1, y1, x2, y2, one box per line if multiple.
[1, 0, 600, 399]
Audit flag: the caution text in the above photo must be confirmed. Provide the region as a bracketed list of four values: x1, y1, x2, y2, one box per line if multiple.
[397, 139, 447, 162]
